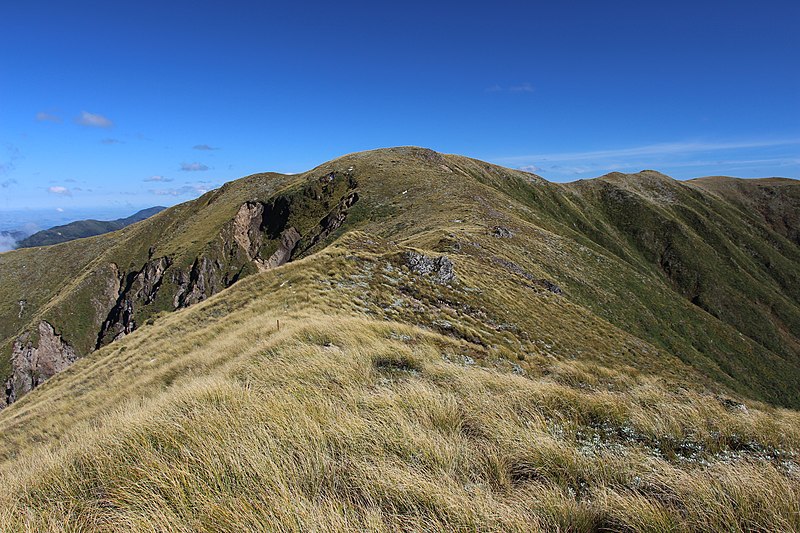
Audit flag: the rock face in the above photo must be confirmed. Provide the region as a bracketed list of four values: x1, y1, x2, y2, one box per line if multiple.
[233, 202, 266, 258]
[404, 251, 456, 285]
[3, 321, 78, 406]
[97, 256, 173, 346]
[261, 227, 302, 270]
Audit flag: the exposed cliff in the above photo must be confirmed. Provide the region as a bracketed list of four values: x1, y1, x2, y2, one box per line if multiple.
[2, 321, 77, 407]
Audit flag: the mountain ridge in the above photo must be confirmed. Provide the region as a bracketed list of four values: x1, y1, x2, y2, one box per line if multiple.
[0, 147, 798, 530]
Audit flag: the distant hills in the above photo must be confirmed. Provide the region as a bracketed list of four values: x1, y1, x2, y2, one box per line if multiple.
[16, 206, 166, 248]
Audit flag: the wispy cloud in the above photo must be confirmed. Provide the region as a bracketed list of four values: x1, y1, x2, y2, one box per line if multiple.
[1, 178, 17, 188]
[144, 175, 173, 182]
[499, 138, 800, 180]
[149, 184, 214, 196]
[500, 139, 800, 165]
[193, 144, 219, 151]
[509, 82, 534, 93]
[36, 111, 62, 123]
[486, 83, 535, 93]
[180, 162, 209, 171]
[47, 185, 72, 196]
[76, 111, 113, 128]
[100, 138, 123, 145]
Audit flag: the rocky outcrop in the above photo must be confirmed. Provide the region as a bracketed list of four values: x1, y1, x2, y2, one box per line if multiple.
[492, 226, 514, 238]
[3, 321, 78, 406]
[173, 256, 229, 309]
[97, 256, 172, 346]
[404, 251, 456, 285]
[233, 202, 266, 259]
[261, 227, 302, 270]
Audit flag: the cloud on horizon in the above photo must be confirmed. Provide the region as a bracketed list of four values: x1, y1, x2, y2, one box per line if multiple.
[76, 111, 113, 128]
[180, 162, 209, 171]
[0, 235, 17, 253]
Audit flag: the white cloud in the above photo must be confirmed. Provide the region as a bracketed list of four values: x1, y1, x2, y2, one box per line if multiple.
[193, 144, 219, 151]
[55, 207, 64, 212]
[36, 111, 62, 123]
[144, 175, 173, 182]
[47, 185, 71, 196]
[180, 162, 209, 171]
[101, 138, 123, 145]
[76, 111, 113, 128]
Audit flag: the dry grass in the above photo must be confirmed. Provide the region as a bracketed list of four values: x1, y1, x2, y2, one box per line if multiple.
[0, 240, 798, 531]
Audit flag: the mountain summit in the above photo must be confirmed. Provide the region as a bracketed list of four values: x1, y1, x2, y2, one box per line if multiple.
[0, 147, 798, 530]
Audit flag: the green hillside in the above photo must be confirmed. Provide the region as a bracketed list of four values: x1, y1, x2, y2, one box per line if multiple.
[0, 147, 797, 530]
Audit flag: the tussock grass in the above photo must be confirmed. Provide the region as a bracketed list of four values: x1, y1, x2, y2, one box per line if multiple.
[0, 251, 797, 530]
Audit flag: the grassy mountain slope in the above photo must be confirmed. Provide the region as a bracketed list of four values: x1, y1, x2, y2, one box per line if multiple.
[687, 176, 800, 245]
[0, 147, 798, 529]
[17, 206, 167, 248]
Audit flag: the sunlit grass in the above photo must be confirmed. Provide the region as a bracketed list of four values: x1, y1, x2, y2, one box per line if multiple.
[0, 240, 797, 531]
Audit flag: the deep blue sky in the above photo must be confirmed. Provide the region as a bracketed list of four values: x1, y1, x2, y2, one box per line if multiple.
[1, 0, 798, 218]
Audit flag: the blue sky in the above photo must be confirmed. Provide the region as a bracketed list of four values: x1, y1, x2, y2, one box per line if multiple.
[1, 0, 798, 219]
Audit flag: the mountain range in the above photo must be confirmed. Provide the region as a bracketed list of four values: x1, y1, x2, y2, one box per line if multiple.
[15, 206, 166, 248]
